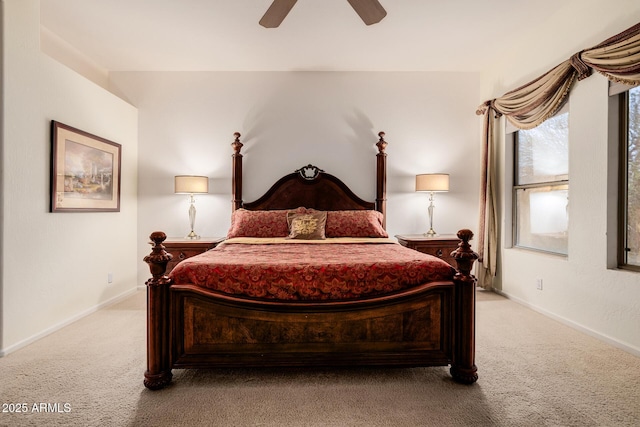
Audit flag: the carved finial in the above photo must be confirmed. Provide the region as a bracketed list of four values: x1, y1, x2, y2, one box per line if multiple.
[451, 229, 479, 277]
[144, 231, 173, 285]
[149, 231, 167, 245]
[232, 132, 243, 155]
[457, 229, 474, 245]
[376, 131, 387, 153]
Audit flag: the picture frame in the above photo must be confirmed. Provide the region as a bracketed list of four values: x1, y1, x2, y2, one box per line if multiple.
[50, 121, 122, 212]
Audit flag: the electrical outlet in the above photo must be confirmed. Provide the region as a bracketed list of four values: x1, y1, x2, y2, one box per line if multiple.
[108, 273, 113, 284]
[536, 279, 543, 290]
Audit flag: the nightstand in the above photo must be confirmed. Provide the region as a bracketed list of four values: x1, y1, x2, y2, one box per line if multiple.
[395, 234, 460, 267]
[162, 237, 225, 274]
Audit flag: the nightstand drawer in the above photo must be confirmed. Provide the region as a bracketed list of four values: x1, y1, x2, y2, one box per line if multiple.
[395, 234, 459, 267]
[163, 237, 225, 274]
[166, 247, 206, 267]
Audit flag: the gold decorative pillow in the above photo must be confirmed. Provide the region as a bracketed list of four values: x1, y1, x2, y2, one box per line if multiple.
[286, 211, 327, 240]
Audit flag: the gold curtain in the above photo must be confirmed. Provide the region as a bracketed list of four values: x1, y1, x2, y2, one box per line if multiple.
[476, 108, 498, 289]
[476, 22, 640, 290]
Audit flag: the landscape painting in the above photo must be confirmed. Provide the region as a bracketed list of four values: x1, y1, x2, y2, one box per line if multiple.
[50, 121, 121, 212]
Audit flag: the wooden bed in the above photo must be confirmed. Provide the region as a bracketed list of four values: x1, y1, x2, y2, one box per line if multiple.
[143, 132, 478, 390]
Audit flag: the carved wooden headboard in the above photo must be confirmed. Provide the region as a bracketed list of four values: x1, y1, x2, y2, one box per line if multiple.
[231, 132, 387, 226]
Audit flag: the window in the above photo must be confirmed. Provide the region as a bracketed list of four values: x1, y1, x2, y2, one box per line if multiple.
[620, 86, 640, 269]
[514, 111, 569, 255]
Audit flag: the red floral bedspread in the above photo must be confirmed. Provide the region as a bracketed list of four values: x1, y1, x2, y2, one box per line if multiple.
[169, 240, 455, 301]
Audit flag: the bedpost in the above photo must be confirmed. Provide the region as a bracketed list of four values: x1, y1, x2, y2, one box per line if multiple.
[450, 229, 479, 384]
[143, 232, 173, 390]
[376, 131, 387, 228]
[231, 132, 243, 211]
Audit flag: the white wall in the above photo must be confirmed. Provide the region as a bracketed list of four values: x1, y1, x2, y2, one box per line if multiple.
[40, 25, 109, 90]
[107, 71, 481, 286]
[481, 0, 640, 354]
[0, 0, 139, 354]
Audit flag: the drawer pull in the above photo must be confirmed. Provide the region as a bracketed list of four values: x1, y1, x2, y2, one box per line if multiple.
[436, 249, 443, 257]
[179, 252, 186, 260]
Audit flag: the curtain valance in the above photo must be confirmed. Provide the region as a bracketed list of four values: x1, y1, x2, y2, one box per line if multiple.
[479, 22, 640, 129]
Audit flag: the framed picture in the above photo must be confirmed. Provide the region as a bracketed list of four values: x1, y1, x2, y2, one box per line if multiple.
[50, 121, 122, 212]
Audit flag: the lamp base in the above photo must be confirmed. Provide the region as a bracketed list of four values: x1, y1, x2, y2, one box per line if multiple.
[424, 228, 437, 237]
[186, 230, 200, 240]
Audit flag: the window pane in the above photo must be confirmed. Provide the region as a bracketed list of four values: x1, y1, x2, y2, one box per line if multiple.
[517, 112, 569, 185]
[515, 185, 568, 255]
[626, 86, 640, 266]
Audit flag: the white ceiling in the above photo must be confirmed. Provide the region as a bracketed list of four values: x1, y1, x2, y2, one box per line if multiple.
[39, 0, 564, 72]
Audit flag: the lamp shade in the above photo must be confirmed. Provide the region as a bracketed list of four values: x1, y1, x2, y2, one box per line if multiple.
[416, 174, 449, 192]
[174, 175, 209, 194]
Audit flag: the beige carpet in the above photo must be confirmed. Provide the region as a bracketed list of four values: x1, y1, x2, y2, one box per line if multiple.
[1, 289, 639, 427]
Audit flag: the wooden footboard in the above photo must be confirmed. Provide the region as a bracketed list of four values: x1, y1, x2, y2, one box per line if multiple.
[143, 230, 478, 390]
[171, 282, 453, 368]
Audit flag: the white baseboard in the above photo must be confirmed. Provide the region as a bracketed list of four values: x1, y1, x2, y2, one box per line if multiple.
[0, 287, 138, 357]
[494, 289, 640, 358]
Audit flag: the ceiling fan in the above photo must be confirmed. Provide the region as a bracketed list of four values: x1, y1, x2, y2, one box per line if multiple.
[260, 0, 387, 28]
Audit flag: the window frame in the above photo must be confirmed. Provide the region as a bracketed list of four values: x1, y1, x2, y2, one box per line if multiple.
[512, 106, 570, 256]
[617, 88, 640, 272]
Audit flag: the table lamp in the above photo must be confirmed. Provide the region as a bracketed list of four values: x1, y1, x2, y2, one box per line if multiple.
[416, 173, 449, 236]
[175, 175, 209, 239]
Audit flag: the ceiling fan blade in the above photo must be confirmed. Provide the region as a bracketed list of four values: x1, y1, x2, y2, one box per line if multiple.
[259, 0, 298, 28]
[346, 0, 386, 25]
